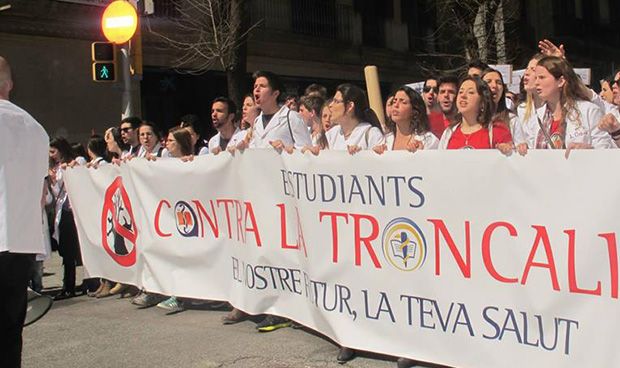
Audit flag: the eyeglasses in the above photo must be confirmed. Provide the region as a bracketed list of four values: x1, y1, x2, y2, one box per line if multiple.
[423, 86, 438, 93]
[120, 127, 133, 133]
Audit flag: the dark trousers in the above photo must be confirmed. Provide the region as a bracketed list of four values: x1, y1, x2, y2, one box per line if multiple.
[58, 210, 81, 293]
[0, 252, 34, 368]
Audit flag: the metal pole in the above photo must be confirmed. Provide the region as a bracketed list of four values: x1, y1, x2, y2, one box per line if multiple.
[120, 44, 134, 119]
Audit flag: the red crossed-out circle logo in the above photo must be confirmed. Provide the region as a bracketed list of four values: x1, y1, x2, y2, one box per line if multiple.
[101, 177, 138, 267]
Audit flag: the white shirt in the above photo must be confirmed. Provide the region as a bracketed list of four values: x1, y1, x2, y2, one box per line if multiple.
[249, 105, 312, 149]
[137, 142, 162, 158]
[208, 127, 246, 153]
[326, 122, 385, 150]
[384, 131, 439, 150]
[197, 146, 209, 156]
[535, 100, 614, 149]
[0, 100, 49, 253]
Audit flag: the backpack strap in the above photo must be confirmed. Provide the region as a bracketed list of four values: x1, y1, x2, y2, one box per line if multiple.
[286, 109, 295, 144]
[364, 125, 371, 147]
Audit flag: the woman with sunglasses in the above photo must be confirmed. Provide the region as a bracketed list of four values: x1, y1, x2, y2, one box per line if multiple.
[438, 76, 513, 153]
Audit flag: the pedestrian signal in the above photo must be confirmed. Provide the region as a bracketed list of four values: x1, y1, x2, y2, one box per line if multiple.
[91, 42, 117, 82]
[93, 62, 116, 82]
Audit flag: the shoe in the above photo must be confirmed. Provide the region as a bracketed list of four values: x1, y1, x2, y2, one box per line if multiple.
[208, 301, 230, 310]
[222, 308, 248, 325]
[256, 315, 291, 332]
[109, 283, 128, 296]
[157, 296, 185, 314]
[89, 280, 105, 297]
[131, 290, 145, 304]
[132, 292, 165, 308]
[95, 281, 112, 298]
[121, 285, 140, 298]
[291, 321, 304, 329]
[396, 357, 418, 368]
[53, 290, 76, 301]
[337, 347, 356, 363]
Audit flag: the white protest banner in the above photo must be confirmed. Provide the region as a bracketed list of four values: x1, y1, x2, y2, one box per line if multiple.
[406, 81, 425, 94]
[65, 150, 620, 368]
[510, 69, 525, 94]
[489, 64, 513, 85]
[574, 68, 592, 85]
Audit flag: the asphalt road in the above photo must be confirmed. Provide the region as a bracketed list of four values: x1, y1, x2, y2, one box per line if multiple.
[21, 253, 400, 368]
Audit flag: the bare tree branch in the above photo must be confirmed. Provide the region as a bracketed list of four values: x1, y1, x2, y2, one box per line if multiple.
[416, 0, 519, 73]
[145, 0, 260, 75]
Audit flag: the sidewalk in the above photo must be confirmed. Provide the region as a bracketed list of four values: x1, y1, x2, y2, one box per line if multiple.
[23, 252, 403, 368]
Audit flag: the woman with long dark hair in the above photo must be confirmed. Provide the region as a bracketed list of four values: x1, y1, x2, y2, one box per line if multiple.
[481, 68, 510, 125]
[325, 83, 384, 155]
[325, 83, 383, 363]
[438, 76, 513, 153]
[374, 86, 438, 154]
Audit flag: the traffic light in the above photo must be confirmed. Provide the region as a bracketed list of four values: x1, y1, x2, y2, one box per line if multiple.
[91, 42, 116, 82]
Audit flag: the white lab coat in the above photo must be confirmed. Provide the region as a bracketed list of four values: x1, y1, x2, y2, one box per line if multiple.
[249, 105, 312, 149]
[208, 127, 246, 153]
[589, 91, 620, 120]
[326, 122, 385, 150]
[534, 100, 614, 149]
[510, 103, 540, 148]
[384, 131, 439, 150]
[0, 100, 49, 254]
[137, 142, 163, 158]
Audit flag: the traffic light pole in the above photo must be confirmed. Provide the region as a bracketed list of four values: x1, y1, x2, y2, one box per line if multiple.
[120, 44, 135, 119]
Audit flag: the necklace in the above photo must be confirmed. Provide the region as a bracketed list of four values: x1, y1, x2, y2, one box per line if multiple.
[459, 124, 481, 150]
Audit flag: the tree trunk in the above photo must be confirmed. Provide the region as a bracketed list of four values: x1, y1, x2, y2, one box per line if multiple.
[226, 0, 249, 108]
[494, 0, 506, 63]
[473, 1, 488, 62]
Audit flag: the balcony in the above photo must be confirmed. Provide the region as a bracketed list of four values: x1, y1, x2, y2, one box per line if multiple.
[251, 0, 357, 44]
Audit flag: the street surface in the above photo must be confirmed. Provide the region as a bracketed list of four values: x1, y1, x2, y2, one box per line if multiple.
[22, 253, 408, 368]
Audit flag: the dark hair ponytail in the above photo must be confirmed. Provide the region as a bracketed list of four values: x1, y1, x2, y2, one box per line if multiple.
[336, 83, 383, 133]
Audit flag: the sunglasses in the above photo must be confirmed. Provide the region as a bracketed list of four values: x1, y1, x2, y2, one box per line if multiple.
[423, 86, 438, 93]
[120, 127, 133, 133]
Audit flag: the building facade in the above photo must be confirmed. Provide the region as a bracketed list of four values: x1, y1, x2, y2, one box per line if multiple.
[1, 0, 619, 142]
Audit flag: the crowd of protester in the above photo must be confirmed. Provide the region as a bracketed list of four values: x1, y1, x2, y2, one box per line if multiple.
[42, 39, 620, 368]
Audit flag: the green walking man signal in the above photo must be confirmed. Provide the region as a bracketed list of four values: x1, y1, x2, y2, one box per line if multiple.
[91, 42, 117, 82]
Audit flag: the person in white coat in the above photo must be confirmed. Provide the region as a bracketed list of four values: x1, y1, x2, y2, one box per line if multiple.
[519, 56, 614, 155]
[244, 71, 311, 151]
[208, 97, 246, 154]
[325, 83, 384, 154]
[512, 53, 546, 153]
[373, 86, 438, 154]
[0, 56, 49, 368]
[321, 83, 384, 363]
